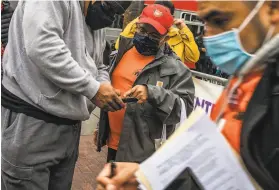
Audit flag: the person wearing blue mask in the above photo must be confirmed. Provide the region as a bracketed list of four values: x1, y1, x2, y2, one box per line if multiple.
[202, 0, 276, 75]
[203, 1, 279, 189]
[96, 1, 279, 190]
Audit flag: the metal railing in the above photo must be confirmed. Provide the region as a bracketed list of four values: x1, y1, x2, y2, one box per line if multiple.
[191, 70, 228, 86]
[105, 28, 122, 43]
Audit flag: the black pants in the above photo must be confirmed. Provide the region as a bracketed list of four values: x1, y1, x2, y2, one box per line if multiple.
[107, 148, 117, 162]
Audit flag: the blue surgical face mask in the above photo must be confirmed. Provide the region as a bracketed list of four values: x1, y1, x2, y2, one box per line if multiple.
[203, 0, 265, 75]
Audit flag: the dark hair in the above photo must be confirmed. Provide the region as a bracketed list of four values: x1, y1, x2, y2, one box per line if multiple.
[155, 0, 175, 15]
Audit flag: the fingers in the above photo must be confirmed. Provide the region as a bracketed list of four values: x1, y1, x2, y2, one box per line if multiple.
[175, 18, 183, 23]
[137, 97, 146, 104]
[123, 87, 136, 98]
[97, 164, 114, 187]
[132, 90, 141, 100]
[108, 101, 122, 111]
[97, 163, 139, 190]
[124, 86, 147, 104]
[133, 93, 144, 104]
[94, 83, 125, 112]
[106, 184, 117, 190]
[111, 169, 138, 188]
[119, 182, 138, 190]
[134, 86, 147, 104]
[173, 18, 181, 24]
[173, 19, 186, 29]
[103, 104, 115, 112]
[104, 93, 125, 112]
[114, 95, 126, 109]
[96, 184, 106, 190]
[125, 86, 142, 98]
[121, 178, 139, 190]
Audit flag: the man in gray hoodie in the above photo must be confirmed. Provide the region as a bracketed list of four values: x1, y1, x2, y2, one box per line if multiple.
[1, 1, 129, 189]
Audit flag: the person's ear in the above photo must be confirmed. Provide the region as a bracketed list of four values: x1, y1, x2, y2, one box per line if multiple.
[269, 1, 279, 24]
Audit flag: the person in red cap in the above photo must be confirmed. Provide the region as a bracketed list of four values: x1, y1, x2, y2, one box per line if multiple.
[114, 0, 200, 68]
[97, 4, 195, 163]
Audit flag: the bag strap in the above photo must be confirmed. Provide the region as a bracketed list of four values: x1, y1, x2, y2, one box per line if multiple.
[161, 98, 187, 142]
[161, 124, 167, 142]
[176, 98, 187, 130]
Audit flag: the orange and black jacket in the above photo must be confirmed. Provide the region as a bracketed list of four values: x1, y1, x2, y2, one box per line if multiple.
[239, 54, 279, 189]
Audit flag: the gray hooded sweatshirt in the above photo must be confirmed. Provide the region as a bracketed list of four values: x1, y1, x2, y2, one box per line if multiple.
[2, 1, 109, 121]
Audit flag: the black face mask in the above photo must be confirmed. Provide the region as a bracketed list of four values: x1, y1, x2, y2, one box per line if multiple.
[85, 1, 115, 31]
[133, 33, 160, 56]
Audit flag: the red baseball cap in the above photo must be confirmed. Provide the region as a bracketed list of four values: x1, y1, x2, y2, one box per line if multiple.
[138, 4, 174, 35]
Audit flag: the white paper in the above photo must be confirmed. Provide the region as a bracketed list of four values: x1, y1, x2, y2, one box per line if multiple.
[139, 113, 255, 190]
[138, 184, 148, 190]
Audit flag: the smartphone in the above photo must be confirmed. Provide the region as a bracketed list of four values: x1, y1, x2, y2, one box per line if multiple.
[166, 167, 204, 190]
[186, 167, 205, 190]
[122, 98, 138, 103]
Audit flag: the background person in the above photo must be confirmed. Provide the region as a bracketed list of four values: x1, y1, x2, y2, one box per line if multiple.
[194, 32, 215, 75]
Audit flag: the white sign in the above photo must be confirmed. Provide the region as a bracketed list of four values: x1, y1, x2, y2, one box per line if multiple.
[192, 77, 224, 115]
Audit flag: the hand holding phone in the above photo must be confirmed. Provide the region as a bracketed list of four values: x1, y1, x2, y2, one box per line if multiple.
[122, 98, 138, 103]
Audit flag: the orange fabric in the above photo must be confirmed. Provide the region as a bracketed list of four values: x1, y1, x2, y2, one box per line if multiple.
[108, 47, 155, 150]
[211, 72, 263, 153]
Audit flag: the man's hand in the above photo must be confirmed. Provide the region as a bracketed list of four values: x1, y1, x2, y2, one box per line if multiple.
[96, 162, 139, 190]
[124, 85, 148, 104]
[92, 83, 125, 112]
[174, 19, 188, 30]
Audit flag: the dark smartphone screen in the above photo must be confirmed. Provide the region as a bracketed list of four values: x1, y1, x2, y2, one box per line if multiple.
[122, 98, 138, 103]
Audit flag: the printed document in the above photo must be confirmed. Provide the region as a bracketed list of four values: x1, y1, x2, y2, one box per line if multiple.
[136, 109, 258, 190]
